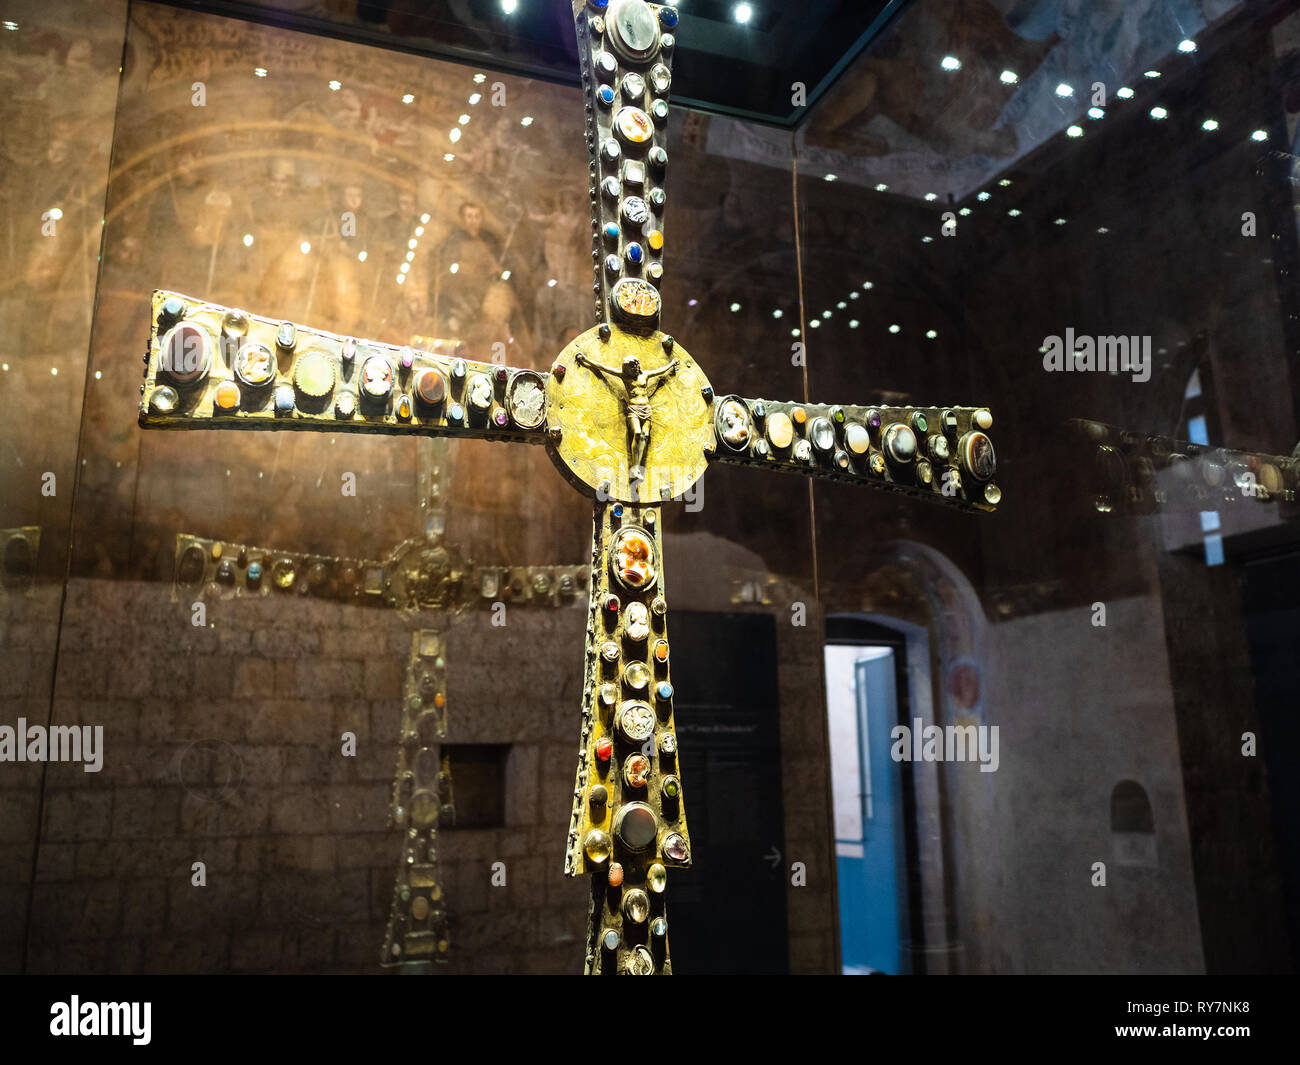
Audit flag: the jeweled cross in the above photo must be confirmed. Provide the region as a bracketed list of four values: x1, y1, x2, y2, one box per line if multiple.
[136, 0, 1002, 975]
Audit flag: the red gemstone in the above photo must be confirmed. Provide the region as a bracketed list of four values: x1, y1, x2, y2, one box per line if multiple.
[553, 362, 566, 381]
[596, 737, 613, 761]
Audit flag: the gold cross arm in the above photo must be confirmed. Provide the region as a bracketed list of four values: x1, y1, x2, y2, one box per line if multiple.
[139, 290, 551, 446]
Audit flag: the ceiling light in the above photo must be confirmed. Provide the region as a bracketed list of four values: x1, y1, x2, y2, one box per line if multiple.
[824, 173, 837, 182]
[402, 93, 414, 104]
[730, 302, 742, 312]
[300, 241, 311, 254]
[242, 233, 254, 247]
[888, 324, 901, 334]
[1087, 107, 1104, 119]
[1000, 70, 1018, 85]
[520, 116, 534, 126]
[501, 0, 518, 13]
[1178, 39, 1196, 53]
[1252, 129, 1269, 142]
[772, 309, 783, 319]
[459, 114, 471, 124]
[501, 270, 511, 280]
[1144, 70, 1161, 78]
[1202, 118, 1219, 131]
[941, 56, 961, 72]
[469, 93, 482, 105]
[1150, 106, 1168, 120]
[1056, 83, 1073, 97]
[449, 128, 462, 142]
[733, 3, 753, 25]
[254, 67, 267, 78]
[1067, 125, 1083, 137]
[328, 80, 341, 91]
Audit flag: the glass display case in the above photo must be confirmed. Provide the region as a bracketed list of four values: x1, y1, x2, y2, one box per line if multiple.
[0, 0, 1295, 977]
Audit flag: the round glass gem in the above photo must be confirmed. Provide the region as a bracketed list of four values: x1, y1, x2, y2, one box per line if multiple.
[610, 526, 657, 590]
[214, 380, 240, 412]
[649, 187, 666, 209]
[584, 829, 612, 865]
[911, 411, 929, 434]
[646, 262, 663, 281]
[662, 832, 689, 862]
[597, 83, 616, 107]
[604, 221, 620, 242]
[507, 370, 546, 428]
[589, 784, 608, 808]
[360, 355, 393, 399]
[160, 323, 213, 387]
[178, 545, 205, 585]
[766, 411, 794, 449]
[793, 440, 813, 463]
[602, 138, 621, 164]
[605, 254, 622, 275]
[620, 72, 645, 100]
[647, 862, 667, 893]
[292, 351, 335, 398]
[618, 701, 656, 742]
[234, 341, 275, 388]
[595, 51, 618, 80]
[656, 681, 672, 700]
[834, 449, 851, 470]
[613, 801, 658, 850]
[960, 431, 996, 481]
[975, 409, 993, 430]
[411, 789, 438, 827]
[621, 196, 650, 226]
[596, 736, 613, 762]
[607, 0, 660, 61]
[653, 639, 669, 664]
[648, 146, 667, 167]
[625, 242, 644, 265]
[869, 451, 886, 476]
[623, 753, 650, 789]
[917, 460, 933, 485]
[984, 483, 1002, 505]
[661, 775, 680, 801]
[274, 384, 295, 414]
[603, 176, 621, 199]
[658, 5, 677, 28]
[246, 561, 262, 585]
[216, 560, 235, 584]
[615, 105, 654, 146]
[884, 424, 917, 463]
[716, 397, 752, 451]
[622, 888, 650, 924]
[611, 277, 661, 324]
[651, 916, 667, 938]
[398, 395, 413, 420]
[600, 682, 618, 708]
[415, 369, 446, 407]
[809, 416, 835, 453]
[602, 929, 620, 951]
[649, 63, 671, 94]
[148, 385, 178, 415]
[601, 640, 620, 663]
[467, 373, 493, 412]
[624, 601, 650, 641]
[647, 229, 664, 251]
[623, 661, 650, 692]
[272, 558, 295, 589]
[650, 596, 666, 617]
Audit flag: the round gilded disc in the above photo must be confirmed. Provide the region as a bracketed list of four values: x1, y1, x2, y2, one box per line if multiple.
[293, 351, 335, 398]
[767, 411, 794, 449]
[614, 105, 654, 146]
[234, 341, 275, 388]
[507, 370, 546, 428]
[623, 661, 650, 692]
[617, 701, 656, 742]
[610, 277, 660, 330]
[545, 325, 711, 502]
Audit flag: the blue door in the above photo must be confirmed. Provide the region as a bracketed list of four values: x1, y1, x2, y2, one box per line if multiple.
[829, 647, 911, 974]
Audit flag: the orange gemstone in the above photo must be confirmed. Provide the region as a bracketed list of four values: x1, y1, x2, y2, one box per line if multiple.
[608, 862, 624, 887]
[214, 381, 240, 410]
[792, 407, 807, 425]
[647, 230, 663, 251]
[654, 640, 668, 663]
[434, 693, 446, 709]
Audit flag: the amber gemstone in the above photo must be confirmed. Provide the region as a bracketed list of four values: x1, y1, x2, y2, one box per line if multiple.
[607, 862, 624, 888]
[584, 829, 611, 864]
[654, 640, 669, 663]
[214, 381, 240, 411]
[792, 407, 807, 425]
[647, 229, 664, 251]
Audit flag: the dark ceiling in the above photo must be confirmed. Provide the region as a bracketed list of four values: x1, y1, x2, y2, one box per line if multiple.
[158, 0, 909, 126]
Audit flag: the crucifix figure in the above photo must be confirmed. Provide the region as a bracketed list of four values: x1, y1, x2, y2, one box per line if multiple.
[135, 0, 1002, 975]
[575, 351, 678, 480]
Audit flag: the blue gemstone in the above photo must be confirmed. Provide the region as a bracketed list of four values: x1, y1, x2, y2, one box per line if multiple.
[590, 0, 609, 9]
[274, 385, 295, 414]
[659, 7, 678, 28]
[605, 254, 621, 275]
[604, 222, 620, 241]
[247, 562, 262, 582]
[626, 243, 643, 264]
[657, 682, 673, 700]
[613, 503, 624, 517]
[449, 402, 464, 422]
[597, 85, 615, 106]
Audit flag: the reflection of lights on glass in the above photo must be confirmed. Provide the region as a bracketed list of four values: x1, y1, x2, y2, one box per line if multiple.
[959, 207, 972, 216]
[501, 270, 511, 280]
[444, 153, 455, 161]
[242, 233, 254, 247]
[405, 251, 415, 263]
[688, 298, 698, 306]
[730, 302, 742, 312]
[408, 238, 418, 250]
[358, 251, 367, 262]
[1067, 125, 1083, 137]
[1000, 70, 1018, 84]
[1178, 39, 1196, 53]
[926, 330, 938, 339]
[1117, 86, 1134, 98]
[1144, 70, 1161, 78]
[459, 114, 471, 125]
[862, 281, 873, 290]
[809, 320, 820, 329]
[849, 291, 860, 300]
[822, 310, 832, 319]
[848, 320, 860, 329]
[474, 73, 486, 84]
[1054, 217, 1067, 225]
[329, 80, 341, 91]
[977, 191, 991, 201]
[547, 278, 558, 288]
[449, 263, 460, 274]
[254, 68, 267, 78]
[420, 213, 431, 224]
[300, 241, 311, 254]
[1, 364, 8, 371]
[47, 207, 63, 220]
[941, 56, 961, 71]
[824, 173, 837, 182]
[1252, 129, 1269, 142]
[501, 0, 518, 13]
[874, 183, 888, 192]
[415, 226, 425, 236]
[999, 178, 1012, 186]
[396, 275, 405, 284]
[1202, 118, 1219, 131]
[1007, 209, 1022, 217]
[3, 21, 19, 30]
[772, 309, 783, 319]
[925, 192, 938, 201]
[95, 370, 103, 380]
[469, 93, 482, 105]
[1055, 83, 1073, 97]
[51, 367, 58, 376]
[837, 301, 847, 309]
[1150, 106, 1168, 120]
[1098, 226, 1110, 234]
[1087, 107, 1104, 119]
[400, 263, 410, 274]
[402, 93, 414, 104]
[791, 328, 801, 337]
[449, 128, 462, 143]
[520, 115, 534, 127]
[734, 3, 753, 25]
[888, 324, 901, 334]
